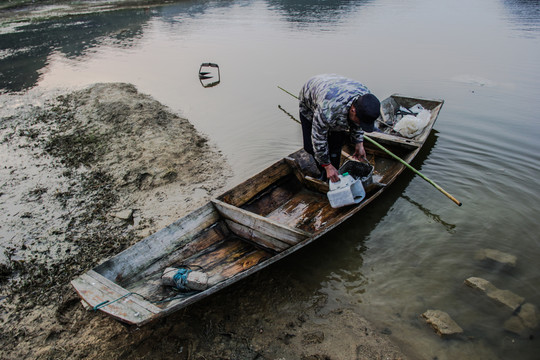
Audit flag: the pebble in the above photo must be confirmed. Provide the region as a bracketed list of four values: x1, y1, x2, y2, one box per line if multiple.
[113, 209, 134, 221]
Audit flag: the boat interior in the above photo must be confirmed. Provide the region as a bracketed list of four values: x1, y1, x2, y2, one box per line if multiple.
[90, 142, 405, 306]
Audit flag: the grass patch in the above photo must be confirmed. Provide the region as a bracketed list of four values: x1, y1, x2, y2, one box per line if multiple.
[45, 129, 107, 168]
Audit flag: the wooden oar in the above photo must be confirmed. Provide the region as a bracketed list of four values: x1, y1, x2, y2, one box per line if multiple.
[278, 85, 462, 206]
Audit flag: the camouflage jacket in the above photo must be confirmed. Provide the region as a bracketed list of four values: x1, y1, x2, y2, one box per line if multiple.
[299, 74, 371, 165]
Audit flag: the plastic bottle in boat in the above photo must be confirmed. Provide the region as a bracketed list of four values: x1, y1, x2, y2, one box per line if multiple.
[326, 172, 366, 208]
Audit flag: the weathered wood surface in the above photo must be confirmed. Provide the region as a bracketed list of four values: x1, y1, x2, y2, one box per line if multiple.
[285, 157, 329, 193]
[265, 189, 346, 233]
[178, 237, 271, 286]
[367, 132, 423, 150]
[71, 271, 160, 326]
[226, 220, 290, 252]
[212, 199, 311, 243]
[94, 203, 220, 284]
[303, 176, 329, 193]
[217, 160, 292, 207]
[240, 174, 303, 216]
[123, 221, 230, 300]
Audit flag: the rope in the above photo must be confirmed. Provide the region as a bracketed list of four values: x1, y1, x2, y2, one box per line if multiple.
[93, 265, 205, 311]
[172, 268, 192, 291]
[93, 292, 135, 311]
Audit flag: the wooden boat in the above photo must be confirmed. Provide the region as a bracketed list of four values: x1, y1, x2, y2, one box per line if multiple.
[71, 94, 443, 326]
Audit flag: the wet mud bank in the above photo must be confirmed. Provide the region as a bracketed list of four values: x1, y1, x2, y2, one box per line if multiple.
[0, 82, 230, 358]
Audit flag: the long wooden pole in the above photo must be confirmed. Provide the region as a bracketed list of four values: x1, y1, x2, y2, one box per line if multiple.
[278, 86, 462, 206]
[363, 135, 462, 206]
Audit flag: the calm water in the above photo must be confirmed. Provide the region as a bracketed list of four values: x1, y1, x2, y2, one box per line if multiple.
[2, 0, 540, 358]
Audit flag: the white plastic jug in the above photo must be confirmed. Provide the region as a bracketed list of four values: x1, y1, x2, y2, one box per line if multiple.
[327, 173, 366, 208]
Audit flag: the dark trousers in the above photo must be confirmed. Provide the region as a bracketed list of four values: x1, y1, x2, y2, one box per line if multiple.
[300, 113, 347, 176]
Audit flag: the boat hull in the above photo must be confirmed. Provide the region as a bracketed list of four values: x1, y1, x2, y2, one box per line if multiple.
[71, 94, 444, 326]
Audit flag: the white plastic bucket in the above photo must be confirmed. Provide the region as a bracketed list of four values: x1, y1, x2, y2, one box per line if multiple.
[327, 174, 366, 208]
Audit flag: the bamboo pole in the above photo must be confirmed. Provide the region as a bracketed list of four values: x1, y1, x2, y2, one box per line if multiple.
[363, 135, 462, 206]
[278, 85, 462, 206]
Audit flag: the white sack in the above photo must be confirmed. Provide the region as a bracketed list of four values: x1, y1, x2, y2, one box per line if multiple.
[393, 109, 431, 138]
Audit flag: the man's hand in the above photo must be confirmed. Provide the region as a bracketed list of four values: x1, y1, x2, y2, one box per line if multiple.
[325, 164, 340, 183]
[352, 142, 367, 162]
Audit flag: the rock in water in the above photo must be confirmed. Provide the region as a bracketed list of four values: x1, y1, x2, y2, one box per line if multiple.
[475, 248, 517, 269]
[464, 277, 524, 312]
[504, 316, 528, 337]
[422, 310, 463, 337]
[505, 303, 539, 337]
[518, 303, 539, 329]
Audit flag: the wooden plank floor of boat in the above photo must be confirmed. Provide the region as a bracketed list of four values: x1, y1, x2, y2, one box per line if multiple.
[240, 175, 352, 234]
[264, 189, 350, 233]
[125, 235, 272, 307]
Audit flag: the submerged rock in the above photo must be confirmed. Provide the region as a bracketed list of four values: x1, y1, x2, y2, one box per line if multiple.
[518, 303, 539, 329]
[504, 316, 528, 337]
[475, 248, 517, 269]
[504, 303, 538, 338]
[421, 310, 463, 337]
[464, 277, 524, 312]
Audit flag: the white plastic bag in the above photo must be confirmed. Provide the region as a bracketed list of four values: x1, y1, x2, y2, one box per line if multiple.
[393, 108, 431, 138]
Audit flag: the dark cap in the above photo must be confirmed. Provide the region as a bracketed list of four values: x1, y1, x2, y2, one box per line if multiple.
[353, 93, 380, 132]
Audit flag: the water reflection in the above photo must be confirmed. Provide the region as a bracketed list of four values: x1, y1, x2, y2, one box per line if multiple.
[0, 9, 152, 92]
[268, 0, 373, 30]
[157, 0, 236, 24]
[1, 0, 539, 93]
[501, 0, 540, 35]
[400, 194, 456, 233]
[199, 62, 221, 88]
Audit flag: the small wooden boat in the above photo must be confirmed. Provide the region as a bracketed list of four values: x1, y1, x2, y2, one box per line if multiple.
[71, 94, 443, 326]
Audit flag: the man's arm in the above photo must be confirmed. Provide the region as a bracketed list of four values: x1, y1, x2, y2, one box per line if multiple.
[311, 109, 332, 166]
